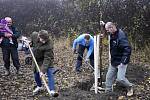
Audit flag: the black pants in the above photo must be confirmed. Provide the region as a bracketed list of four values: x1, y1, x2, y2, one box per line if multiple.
[77, 44, 94, 67]
[2, 46, 20, 71]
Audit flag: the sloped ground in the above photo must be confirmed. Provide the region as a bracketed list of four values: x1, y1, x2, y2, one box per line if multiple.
[0, 37, 150, 100]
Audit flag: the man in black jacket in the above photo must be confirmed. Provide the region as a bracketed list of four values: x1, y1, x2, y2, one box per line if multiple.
[105, 22, 134, 96]
[0, 17, 21, 76]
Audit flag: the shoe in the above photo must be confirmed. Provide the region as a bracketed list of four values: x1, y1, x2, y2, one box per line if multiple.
[33, 86, 43, 95]
[50, 90, 59, 97]
[127, 86, 134, 96]
[4, 70, 10, 76]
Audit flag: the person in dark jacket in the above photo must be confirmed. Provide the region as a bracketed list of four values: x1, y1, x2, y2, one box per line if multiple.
[0, 17, 21, 76]
[31, 30, 58, 97]
[105, 22, 134, 96]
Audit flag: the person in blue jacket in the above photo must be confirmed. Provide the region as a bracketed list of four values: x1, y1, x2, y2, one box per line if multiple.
[73, 34, 94, 72]
[105, 22, 134, 96]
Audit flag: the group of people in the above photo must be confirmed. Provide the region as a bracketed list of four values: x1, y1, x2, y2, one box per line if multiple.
[73, 22, 134, 96]
[0, 17, 58, 97]
[0, 16, 133, 97]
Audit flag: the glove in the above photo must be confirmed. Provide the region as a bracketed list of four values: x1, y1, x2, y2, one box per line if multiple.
[39, 72, 45, 78]
[73, 49, 77, 54]
[85, 58, 89, 63]
[21, 36, 28, 42]
[21, 36, 31, 47]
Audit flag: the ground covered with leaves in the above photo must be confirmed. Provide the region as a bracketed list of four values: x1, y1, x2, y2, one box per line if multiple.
[0, 37, 150, 100]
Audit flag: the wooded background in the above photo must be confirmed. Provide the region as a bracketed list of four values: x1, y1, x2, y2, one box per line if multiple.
[0, 0, 149, 39]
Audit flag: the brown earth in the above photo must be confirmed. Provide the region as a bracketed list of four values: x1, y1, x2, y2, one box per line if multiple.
[0, 37, 150, 100]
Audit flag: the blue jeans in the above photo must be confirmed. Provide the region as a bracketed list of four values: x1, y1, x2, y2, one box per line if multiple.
[34, 68, 55, 90]
[105, 64, 133, 92]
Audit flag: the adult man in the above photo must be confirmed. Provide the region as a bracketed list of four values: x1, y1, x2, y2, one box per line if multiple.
[105, 22, 133, 96]
[31, 30, 58, 97]
[73, 34, 94, 72]
[0, 17, 21, 76]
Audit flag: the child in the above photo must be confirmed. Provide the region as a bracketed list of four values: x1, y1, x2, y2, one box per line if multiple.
[0, 19, 13, 44]
[31, 30, 59, 97]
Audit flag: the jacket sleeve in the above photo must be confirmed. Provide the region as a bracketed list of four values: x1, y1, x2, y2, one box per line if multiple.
[119, 32, 131, 64]
[12, 27, 21, 38]
[86, 40, 94, 59]
[73, 39, 77, 49]
[42, 45, 54, 73]
[73, 35, 84, 49]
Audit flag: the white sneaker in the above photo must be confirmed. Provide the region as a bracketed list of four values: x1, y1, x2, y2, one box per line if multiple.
[50, 90, 59, 97]
[127, 86, 134, 96]
[33, 86, 43, 95]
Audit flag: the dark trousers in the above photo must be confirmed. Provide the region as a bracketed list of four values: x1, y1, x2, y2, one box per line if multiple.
[2, 46, 20, 71]
[76, 44, 94, 71]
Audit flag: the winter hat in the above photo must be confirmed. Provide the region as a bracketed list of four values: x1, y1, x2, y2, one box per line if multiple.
[38, 30, 49, 41]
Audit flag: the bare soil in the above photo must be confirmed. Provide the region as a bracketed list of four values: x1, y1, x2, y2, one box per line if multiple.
[0, 37, 150, 100]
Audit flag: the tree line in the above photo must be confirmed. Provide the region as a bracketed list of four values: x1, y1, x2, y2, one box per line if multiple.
[0, 0, 149, 45]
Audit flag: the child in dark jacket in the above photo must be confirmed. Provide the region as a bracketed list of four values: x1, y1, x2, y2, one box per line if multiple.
[31, 30, 59, 97]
